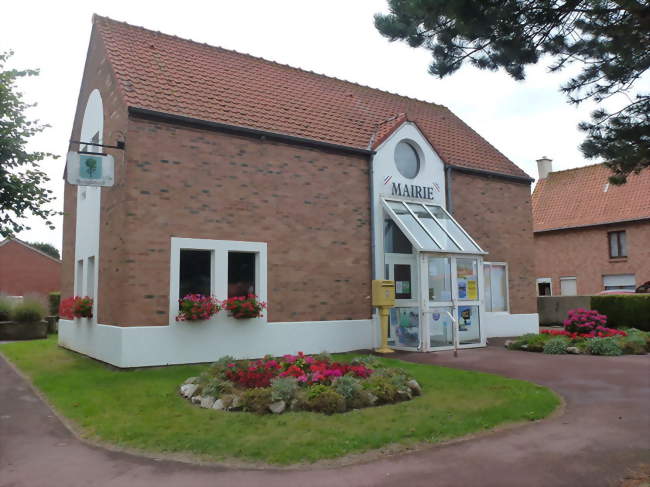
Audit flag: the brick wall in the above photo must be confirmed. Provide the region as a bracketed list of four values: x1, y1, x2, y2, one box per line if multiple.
[0, 241, 61, 297]
[534, 221, 650, 295]
[107, 117, 372, 326]
[450, 171, 537, 314]
[61, 25, 129, 317]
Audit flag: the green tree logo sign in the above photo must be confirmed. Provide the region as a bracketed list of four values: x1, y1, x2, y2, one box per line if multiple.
[79, 155, 102, 179]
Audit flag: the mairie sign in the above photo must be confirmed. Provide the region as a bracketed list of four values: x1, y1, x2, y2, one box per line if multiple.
[66, 151, 114, 187]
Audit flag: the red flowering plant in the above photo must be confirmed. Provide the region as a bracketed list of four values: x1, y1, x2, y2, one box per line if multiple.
[176, 294, 221, 322]
[59, 296, 93, 319]
[541, 327, 626, 339]
[224, 351, 374, 388]
[563, 308, 608, 334]
[222, 294, 267, 319]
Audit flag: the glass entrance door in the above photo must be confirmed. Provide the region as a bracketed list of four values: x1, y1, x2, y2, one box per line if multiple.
[423, 254, 484, 351]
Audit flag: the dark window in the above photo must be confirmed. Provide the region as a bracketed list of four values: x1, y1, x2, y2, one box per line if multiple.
[384, 220, 412, 254]
[394, 264, 412, 299]
[228, 252, 256, 298]
[179, 250, 211, 298]
[537, 282, 551, 296]
[608, 231, 627, 258]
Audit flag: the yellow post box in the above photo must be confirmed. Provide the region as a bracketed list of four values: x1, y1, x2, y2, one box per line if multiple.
[372, 280, 395, 307]
[372, 280, 395, 354]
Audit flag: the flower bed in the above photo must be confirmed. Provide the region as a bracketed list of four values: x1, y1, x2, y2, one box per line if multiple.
[507, 308, 649, 356]
[179, 352, 421, 415]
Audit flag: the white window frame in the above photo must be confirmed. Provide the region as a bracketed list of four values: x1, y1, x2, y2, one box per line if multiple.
[560, 276, 577, 296]
[169, 238, 267, 324]
[536, 277, 553, 296]
[483, 262, 510, 313]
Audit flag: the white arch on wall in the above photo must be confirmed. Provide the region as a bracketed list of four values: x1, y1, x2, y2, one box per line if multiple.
[74, 89, 103, 315]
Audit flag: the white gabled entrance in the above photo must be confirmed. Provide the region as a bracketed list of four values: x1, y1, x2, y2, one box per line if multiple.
[381, 198, 487, 351]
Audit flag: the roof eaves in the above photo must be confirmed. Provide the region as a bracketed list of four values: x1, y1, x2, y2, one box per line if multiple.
[534, 216, 650, 233]
[128, 107, 376, 157]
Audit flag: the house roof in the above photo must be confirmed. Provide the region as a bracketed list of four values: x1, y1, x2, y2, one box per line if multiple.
[0, 238, 62, 263]
[93, 15, 531, 180]
[531, 163, 650, 232]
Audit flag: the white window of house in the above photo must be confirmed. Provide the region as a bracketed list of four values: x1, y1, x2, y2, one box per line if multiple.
[484, 262, 509, 312]
[560, 276, 577, 296]
[537, 278, 552, 296]
[170, 238, 267, 320]
[76, 259, 84, 296]
[602, 274, 635, 291]
[86, 256, 95, 298]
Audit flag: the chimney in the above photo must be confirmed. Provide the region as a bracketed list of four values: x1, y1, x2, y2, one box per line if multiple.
[536, 156, 553, 179]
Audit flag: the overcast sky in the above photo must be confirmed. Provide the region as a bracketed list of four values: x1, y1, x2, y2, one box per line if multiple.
[4, 0, 646, 252]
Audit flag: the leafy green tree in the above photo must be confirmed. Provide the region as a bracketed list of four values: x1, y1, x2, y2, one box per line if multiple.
[375, 1, 649, 184]
[27, 241, 60, 259]
[0, 50, 58, 237]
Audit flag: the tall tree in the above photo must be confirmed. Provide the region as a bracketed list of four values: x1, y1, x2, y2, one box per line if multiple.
[0, 50, 58, 237]
[375, 0, 650, 184]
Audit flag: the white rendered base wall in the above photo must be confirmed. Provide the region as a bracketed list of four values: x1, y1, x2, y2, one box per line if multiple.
[58, 317, 375, 368]
[483, 312, 539, 338]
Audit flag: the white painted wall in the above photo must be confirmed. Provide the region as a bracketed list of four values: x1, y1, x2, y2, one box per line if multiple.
[58, 317, 375, 368]
[74, 89, 102, 312]
[483, 312, 539, 338]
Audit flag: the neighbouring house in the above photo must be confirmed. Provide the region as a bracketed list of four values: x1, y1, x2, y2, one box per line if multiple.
[60, 15, 539, 368]
[0, 238, 62, 297]
[532, 158, 650, 296]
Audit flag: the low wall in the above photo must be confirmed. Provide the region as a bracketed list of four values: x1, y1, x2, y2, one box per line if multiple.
[537, 296, 591, 325]
[58, 316, 376, 368]
[484, 313, 539, 337]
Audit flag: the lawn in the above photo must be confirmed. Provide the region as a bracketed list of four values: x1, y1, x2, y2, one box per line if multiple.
[0, 337, 559, 465]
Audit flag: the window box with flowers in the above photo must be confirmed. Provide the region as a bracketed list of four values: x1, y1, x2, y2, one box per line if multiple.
[176, 294, 221, 322]
[222, 294, 267, 319]
[59, 296, 94, 319]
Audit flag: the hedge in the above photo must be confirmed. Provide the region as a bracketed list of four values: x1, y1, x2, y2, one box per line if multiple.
[591, 295, 650, 332]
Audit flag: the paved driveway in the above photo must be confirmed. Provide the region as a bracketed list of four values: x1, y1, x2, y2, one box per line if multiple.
[1, 341, 648, 487]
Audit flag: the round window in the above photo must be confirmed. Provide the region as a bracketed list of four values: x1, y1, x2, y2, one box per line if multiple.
[394, 141, 420, 179]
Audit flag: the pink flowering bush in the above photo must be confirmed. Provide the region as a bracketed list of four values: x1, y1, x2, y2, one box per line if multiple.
[563, 308, 608, 334]
[176, 294, 221, 321]
[222, 294, 267, 319]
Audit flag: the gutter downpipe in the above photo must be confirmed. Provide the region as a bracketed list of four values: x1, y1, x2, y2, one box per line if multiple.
[445, 165, 454, 214]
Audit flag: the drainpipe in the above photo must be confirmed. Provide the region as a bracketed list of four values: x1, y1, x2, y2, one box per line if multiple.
[445, 166, 453, 214]
[369, 154, 376, 280]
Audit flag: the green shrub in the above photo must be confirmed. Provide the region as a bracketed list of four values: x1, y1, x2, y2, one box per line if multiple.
[48, 292, 61, 316]
[617, 335, 648, 355]
[591, 295, 650, 331]
[205, 355, 236, 379]
[625, 328, 650, 348]
[305, 388, 346, 415]
[363, 375, 400, 404]
[11, 298, 46, 323]
[241, 387, 273, 414]
[543, 337, 570, 355]
[333, 375, 363, 406]
[270, 376, 299, 403]
[0, 296, 12, 321]
[585, 337, 623, 356]
[508, 333, 552, 351]
[200, 378, 235, 398]
[350, 355, 380, 368]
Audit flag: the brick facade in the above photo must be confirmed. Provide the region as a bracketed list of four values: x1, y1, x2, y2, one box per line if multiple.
[534, 221, 650, 295]
[0, 240, 61, 297]
[450, 171, 537, 314]
[95, 116, 372, 326]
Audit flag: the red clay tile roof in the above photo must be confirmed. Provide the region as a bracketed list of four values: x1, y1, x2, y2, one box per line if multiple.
[93, 15, 530, 179]
[532, 163, 650, 232]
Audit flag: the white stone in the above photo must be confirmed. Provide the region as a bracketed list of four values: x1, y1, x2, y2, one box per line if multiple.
[191, 395, 202, 404]
[230, 395, 242, 410]
[200, 396, 216, 408]
[566, 347, 581, 354]
[212, 399, 225, 411]
[406, 379, 422, 396]
[180, 383, 199, 398]
[269, 400, 286, 414]
[184, 377, 199, 385]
